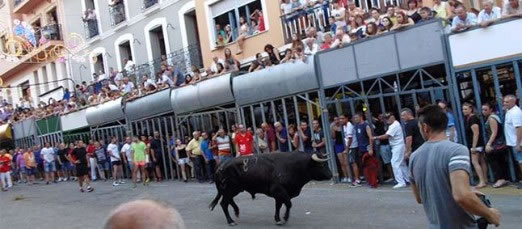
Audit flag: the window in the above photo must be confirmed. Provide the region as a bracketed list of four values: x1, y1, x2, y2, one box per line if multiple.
[211, 0, 265, 46]
[0, 35, 7, 53]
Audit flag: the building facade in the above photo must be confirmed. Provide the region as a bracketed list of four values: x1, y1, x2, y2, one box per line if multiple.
[0, 0, 69, 107]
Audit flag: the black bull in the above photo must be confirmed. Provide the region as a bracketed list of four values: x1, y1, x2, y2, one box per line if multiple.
[209, 151, 333, 226]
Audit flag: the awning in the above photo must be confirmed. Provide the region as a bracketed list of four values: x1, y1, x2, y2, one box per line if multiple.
[233, 59, 318, 106]
[0, 124, 12, 141]
[171, 73, 235, 114]
[125, 89, 173, 121]
[61, 109, 89, 132]
[85, 97, 125, 126]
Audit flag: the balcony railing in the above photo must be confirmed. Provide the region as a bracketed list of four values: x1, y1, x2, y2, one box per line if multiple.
[109, 2, 126, 26]
[13, 0, 23, 7]
[124, 43, 203, 84]
[143, 0, 158, 10]
[280, 1, 332, 43]
[41, 24, 63, 41]
[83, 19, 99, 39]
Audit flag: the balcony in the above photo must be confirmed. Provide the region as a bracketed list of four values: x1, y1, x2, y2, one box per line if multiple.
[12, 0, 41, 14]
[143, 0, 158, 10]
[0, 24, 64, 78]
[109, 2, 126, 26]
[280, 1, 332, 44]
[83, 19, 99, 39]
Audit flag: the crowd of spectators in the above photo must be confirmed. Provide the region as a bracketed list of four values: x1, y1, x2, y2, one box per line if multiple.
[214, 9, 266, 54]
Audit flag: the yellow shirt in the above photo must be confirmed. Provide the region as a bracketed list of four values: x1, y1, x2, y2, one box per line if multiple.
[186, 138, 202, 156]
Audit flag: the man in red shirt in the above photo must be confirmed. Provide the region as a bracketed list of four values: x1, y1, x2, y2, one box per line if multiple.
[235, 124, 254, 157]
[0, 149, 13, 191]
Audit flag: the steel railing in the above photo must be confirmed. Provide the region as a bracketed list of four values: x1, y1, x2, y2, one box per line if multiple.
[83, 19, 99, 39]
[280, 1, 332, 43]
[41, 23, 63, 41]
[109, 2, 126, 26]
[143, 0, 158, 10]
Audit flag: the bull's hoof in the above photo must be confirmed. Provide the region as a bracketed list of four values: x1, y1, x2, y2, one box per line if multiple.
[275, 220, 286, 226]
[228, 222, 237, 227]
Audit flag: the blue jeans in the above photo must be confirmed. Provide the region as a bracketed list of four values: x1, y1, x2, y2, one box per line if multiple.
[205, 159, 216, 181]
[44, 161, 56, 173]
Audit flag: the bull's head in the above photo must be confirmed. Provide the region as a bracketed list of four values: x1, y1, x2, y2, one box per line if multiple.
[310, 153, 333, 181]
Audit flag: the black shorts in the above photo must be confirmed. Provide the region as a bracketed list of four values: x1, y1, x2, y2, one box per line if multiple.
[348, 148, 362, 165]
[76, 164, 88, 177]
[112, 161, 122, 166]
[55, 161, 62, 170]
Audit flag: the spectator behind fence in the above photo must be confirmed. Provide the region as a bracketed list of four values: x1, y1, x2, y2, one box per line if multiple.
[462, 103, 487, 189]
[451, 5, 478, 32]
[503, 0, 522, 17]
[264, 44, 281, 65]
[502, 95, 522, 189]
[481, 102, 509, 188]
[409, 105, 501, 228]
[478, 0, 501, 27]
[391, 11, 415, 31]
[407, 0, 422, 23]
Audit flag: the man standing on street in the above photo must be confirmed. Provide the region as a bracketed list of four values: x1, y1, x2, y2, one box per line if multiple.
[121, 137, 133, 180]
[214, 128, 232, 163]
[353, 113, 374, 186]
[503, 94, 522, 189]
[374, 113, 408, 189]
[201, 132, 216, 183]
[186, 131, 205, 183]
[72, 141, 93, 192]
[235, 124, 254, 157]
[108, 137, 124, 186]
[131, 136, 148, 187]
[401, 108, 425, 161]
[409, 105, 500, 228]
[41, 142, 57, 185]
[150, 131, 163, 182]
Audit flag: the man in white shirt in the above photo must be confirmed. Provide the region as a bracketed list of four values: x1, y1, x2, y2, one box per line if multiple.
[120, 137, 133, 178]
[342, 115, 360, 186]
[107, 137, 124, 186]
[123, 58, 135, 73]
[374, 113, 409, 189]
[210, 56, 225, 73]
[503, 94, 522, 189]
[478, 0, 502, 27]
[331, 28, 351, 49]
[161, 71, 175, 88]
[41, 142, 56, 185]
[121, 77, 135, 94]
[143, 75, 157, 91]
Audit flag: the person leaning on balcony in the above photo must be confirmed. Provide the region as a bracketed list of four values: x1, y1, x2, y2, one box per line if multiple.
[330, 28, 351, 49]
[280, 48, 295, 63]
[248, 53, 265, 72]
[432, 0, 451, 22]
[304, 38, 319, 55]
[224, 48, 240, 71]
[210, 56, 225, 73]
[418, 7, 434, 23]
[478, 0, 502, 27]
[391, 11, 414, 31]
[264, 44, 281, 65]
[451, 5, 478, 32]
[503, 0, 522, 17]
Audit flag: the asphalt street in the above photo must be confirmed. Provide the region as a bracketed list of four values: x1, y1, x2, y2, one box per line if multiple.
[1, 180, 521, 229]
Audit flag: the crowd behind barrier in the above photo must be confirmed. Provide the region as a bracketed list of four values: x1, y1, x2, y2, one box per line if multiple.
[1, 0, 522, 191]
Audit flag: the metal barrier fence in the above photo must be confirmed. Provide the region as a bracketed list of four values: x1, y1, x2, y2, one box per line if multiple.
[109, 2, 126, 26]
[84, 19, 99, 39]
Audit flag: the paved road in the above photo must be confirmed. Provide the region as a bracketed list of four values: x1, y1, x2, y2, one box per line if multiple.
[1, 180, 521, 229]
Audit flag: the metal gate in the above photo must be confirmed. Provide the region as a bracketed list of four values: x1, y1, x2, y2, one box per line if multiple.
[453, 59, 522, 182]
[176, 108, 238, 142]
[91, 125, 127, 144]
[130, 116, 177, 180]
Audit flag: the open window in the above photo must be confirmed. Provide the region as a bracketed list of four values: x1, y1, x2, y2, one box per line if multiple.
[118, 40, 133, 67]
[211, 0, 265, 46]
[92, 53, 105, 77]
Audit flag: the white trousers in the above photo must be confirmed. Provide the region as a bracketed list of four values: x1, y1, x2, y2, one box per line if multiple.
[0, 172, 12, 189]
[89, 158, 105, 180]
[390, 143, 409, 185]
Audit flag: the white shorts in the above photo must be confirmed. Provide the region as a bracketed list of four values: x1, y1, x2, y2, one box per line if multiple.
[178, 158, 189, 165]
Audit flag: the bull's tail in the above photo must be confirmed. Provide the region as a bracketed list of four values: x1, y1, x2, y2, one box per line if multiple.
[209, 192, 222, 211]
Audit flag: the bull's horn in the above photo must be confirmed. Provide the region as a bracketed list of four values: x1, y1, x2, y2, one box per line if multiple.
[312, 154, 329, 162]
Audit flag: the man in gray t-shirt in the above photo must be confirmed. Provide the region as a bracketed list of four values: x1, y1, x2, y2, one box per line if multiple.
[409, 105, 500, 229]
[410, 140, 476, 228]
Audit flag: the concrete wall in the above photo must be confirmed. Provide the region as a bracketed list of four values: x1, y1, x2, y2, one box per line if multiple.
[62, 0, 196, 83]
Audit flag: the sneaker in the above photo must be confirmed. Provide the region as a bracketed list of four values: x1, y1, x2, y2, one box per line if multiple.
[112, 182, 120, 186]
[80, 188, 84, 192]
[341, 178, 347, 183]
[393, 183, 407, 189]
[87, 186, 94, 192]
[46, 181, 50, 185]
[145, 178, 150, 183]
[347, 178, 352, 183]
[118, 180, 125, 184]
[355, 179, 362, 185]
[63, 178, 68, 181]
[351, 182, 362, 187]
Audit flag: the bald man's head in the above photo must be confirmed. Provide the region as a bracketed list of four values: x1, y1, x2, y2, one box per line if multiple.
[104, 200, 185, 229]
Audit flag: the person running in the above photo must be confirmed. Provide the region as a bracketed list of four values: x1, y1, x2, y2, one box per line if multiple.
[72, 140, 93, 192]
[131, 136, 148, 187]
[410, 105, 500, 228]
[41, 142, 57, 185]
[93, 141, 108, 181]
[174, 139, 189, 182]
[23, 148, 37, 185]
[108, 137, 124, 186]
[0, 149, 13, 191]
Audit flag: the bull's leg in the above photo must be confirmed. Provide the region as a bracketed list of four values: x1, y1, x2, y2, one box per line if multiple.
[283, 199, 292, 222]
[220, 197, 236, 226]
[230, 198, 240, 218]
[274, 199, 283, 225]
